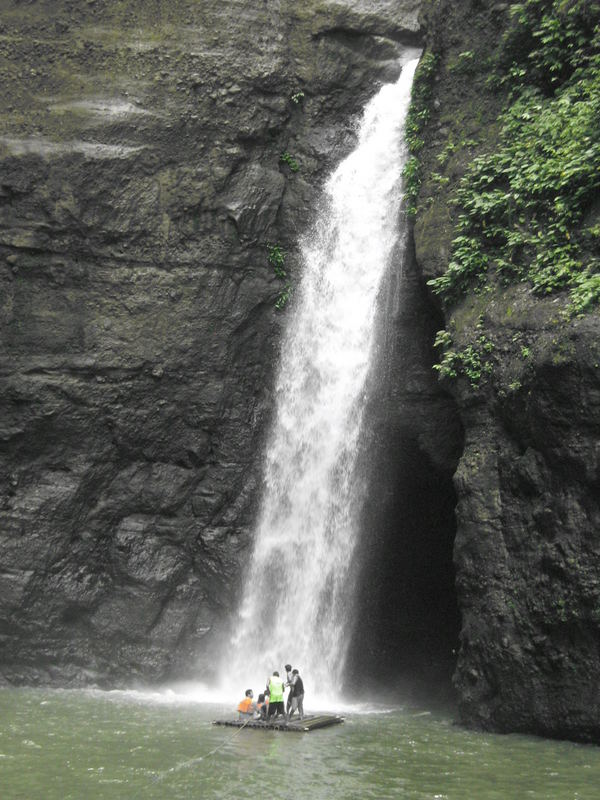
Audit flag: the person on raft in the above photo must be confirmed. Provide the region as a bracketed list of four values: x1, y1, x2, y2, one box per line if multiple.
[266, 671, 286, 719]
[284, 663, 294, 716]
[237, 689, 256, 718]
[254, 692, 268, 721]
[287, 668, 305, 720]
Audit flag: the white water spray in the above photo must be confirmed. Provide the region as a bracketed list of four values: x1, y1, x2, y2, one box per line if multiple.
[229, 58, 419, 702]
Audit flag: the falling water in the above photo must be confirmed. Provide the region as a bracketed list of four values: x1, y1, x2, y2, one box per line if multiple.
[230, 58, 420, 700]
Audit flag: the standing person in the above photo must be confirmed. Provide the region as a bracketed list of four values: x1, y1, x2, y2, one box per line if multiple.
[284, 663, 294, 716]
[288, 669, 304, 720]
[267, 671, 285, 719]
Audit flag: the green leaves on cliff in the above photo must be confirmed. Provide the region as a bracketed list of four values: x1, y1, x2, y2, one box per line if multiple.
[280, 151, 300, 172]
[500, 0, 600, 93]
[267, 243, 286, 278]
[433, 328, 495, 388]
[428, 0, 600, 315]
[403, 52, 439, 216]
[267, 243, 293, 309]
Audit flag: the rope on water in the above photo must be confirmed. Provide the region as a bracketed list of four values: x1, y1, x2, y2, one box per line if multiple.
[151, 716, 253, 783]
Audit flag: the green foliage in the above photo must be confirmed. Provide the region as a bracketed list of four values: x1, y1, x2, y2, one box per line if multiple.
[430, 172, 450, 187]
[569, 269, 600, 312]
[267, 244, 292, 309]
[501, 0, 600, 94]
[275, 283, 293, 309]
[291, 91, 305, 104]
[403, 52, 439, 216]
[428, 1, 600, 315]
[433, 329, 495, 388]
[280, 151, 299, 172]
[449, 50, 477, 75]
[267, 243, 286, 278]
[436, 139, 459, 168]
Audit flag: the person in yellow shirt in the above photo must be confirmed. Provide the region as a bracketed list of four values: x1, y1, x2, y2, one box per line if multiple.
[267, 671, 285, 719]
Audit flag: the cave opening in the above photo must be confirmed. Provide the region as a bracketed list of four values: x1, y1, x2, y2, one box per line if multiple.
[343, 239, 464, 704]
[344, 435, 461, 703]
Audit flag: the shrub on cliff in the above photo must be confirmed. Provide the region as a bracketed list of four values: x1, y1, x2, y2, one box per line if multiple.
[428, 0, 600, 315]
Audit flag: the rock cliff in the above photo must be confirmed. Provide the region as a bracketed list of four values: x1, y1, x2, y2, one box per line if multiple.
[413, 0, 600, 742]
[0, 0, 422, 685]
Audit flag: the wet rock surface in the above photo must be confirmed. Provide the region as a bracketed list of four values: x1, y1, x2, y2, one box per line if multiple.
[415, 0, 600, 742]
[0, 0, 423, 685]
[345, 234, 463, 698]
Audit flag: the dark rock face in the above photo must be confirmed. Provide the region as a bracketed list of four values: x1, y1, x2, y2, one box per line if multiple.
[415, 0, 600, 742]
[0, 0, 423, 686]
[451, 300, 600, 742]
[345, 234, 463, 698]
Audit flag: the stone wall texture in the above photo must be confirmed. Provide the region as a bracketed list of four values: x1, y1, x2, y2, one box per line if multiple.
[0, 0, 422, 686]
[414, 0, 600, 742]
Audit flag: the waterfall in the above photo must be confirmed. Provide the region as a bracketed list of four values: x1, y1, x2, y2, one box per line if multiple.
[229, 58, 419, 701]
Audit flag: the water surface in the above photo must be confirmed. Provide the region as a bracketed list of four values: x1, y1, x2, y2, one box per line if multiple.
[1, 689, 599, 799]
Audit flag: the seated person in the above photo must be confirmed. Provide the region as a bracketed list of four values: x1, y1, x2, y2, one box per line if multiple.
[237, 689, 256, 718]
[254, 693, 268, 720]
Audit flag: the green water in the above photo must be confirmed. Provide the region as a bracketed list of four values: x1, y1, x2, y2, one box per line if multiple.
[1, 689, 599, 800]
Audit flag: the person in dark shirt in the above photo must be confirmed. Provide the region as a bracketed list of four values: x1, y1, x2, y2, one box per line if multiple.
[288, 669, 305, 720]
[254, 693, 268, 721]
[284, 663, 294, 716]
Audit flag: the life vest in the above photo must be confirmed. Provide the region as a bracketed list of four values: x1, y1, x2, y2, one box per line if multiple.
[268, 676, 284, 702]
[237, 696, 253, 713]
[292, 675, 304, 696]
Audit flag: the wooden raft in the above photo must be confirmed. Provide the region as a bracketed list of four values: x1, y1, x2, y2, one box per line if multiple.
[213, 714, 344, 733]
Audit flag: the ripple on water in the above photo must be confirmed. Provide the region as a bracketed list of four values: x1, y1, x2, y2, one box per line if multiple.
[1, 689, 600, 800]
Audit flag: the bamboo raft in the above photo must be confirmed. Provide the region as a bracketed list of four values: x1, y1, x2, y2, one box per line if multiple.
[213, 714, 344, 733]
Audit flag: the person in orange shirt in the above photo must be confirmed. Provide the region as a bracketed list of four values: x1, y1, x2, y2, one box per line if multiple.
[237, 689, 256, 718]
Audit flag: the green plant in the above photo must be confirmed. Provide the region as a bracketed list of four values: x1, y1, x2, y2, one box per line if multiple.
[427, 1, 600, 314]
[433, 329, 495, 387]
[267, 243, 286, 278]
[403, 51, 439, 216]
[501, 0, 599, 94]
[430, 172, 450, 187]
[291, 91, 305, 104]
[280, 151, 299, 172]
[267, 244, 293, 309]
[275, 283, 293, 309]
[449, 50, 477, 75]
[555, 596, 568, 623]
[436, 139, 458, 168]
